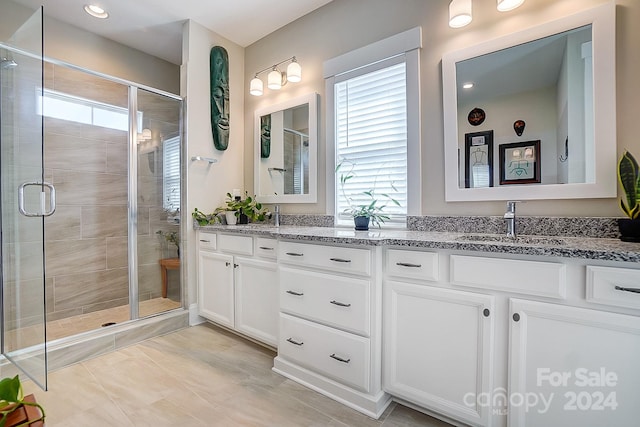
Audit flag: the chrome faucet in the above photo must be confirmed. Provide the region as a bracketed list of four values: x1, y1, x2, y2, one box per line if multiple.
[274, 205, 280, 227]
[504, 201, 519, 238]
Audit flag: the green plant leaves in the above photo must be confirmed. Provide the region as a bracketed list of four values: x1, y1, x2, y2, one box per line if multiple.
[618, 150, 640, 219]
[0, 375, 21, 406]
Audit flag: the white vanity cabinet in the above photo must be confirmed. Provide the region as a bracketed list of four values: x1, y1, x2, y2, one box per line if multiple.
[508, 298, 640, 427]
[273, 240, 390, 418]
[382, 247, 640, 427]
[196, 231, 278, 347]
[383, 249, 495, 427]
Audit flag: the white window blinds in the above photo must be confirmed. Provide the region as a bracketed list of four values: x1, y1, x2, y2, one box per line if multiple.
[163, 135, 181, 212]
[335, 61, 407, 224]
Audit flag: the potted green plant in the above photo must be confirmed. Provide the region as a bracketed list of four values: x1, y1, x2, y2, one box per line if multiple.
[156, 229, 180, 256]
[344, 190, 399, 230]
[192, 193, 271, 226]
[617, 150, 640, 242]
[0, 375, 45, 426]
[337, 160, 400, 230]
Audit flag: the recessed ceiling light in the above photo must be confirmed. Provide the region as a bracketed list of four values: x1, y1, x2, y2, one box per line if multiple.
[84, 4, 109, 19]
[463, 82, 474, 89]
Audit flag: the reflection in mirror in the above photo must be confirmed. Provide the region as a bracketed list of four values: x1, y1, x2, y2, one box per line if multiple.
[255, 93, 318, 203]
[457, 25, 591, 188]
[442, 4, 616, 201]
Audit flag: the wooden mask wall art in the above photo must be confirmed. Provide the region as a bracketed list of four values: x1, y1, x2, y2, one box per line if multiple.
[210, 46, 230, 151]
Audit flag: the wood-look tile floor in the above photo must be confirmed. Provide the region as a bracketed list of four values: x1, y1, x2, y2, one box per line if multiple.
[22, 323, 453, 427]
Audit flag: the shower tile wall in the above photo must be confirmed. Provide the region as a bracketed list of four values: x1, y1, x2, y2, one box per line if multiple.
[41, 64, 169, 324]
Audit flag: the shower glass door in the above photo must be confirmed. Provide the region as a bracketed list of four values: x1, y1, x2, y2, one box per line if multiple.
[135, 88, 183, 317]
[0, 7, 48, 388]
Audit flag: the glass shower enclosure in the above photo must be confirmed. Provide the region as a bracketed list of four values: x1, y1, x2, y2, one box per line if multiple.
[0, 6, 184, 389]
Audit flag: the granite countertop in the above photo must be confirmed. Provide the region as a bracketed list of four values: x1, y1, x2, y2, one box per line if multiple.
[195, 224, 640, 263]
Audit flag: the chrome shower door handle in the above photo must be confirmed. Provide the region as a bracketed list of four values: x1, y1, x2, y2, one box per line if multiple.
[18, 181, 56, 217]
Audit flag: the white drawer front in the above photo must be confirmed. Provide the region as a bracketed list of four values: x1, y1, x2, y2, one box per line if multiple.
[280, 266, 370, 336]
[218, 234, 253, 255]
[278, 241, 371, 276]
[450, 255, 566, 299]
[385, 249, 439, 281]
[586, 265, 640, 310]
[198, 232, 216, 250]
[255, 237, 278, 259]
[279, 313, 370, 392]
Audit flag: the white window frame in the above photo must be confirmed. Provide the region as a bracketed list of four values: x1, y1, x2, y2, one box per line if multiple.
[324, 27, 422, 226]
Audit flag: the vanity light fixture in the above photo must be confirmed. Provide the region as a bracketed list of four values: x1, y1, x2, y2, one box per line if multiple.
[449, 0, 472, 28]
[83, 4, 109, 19]
[497, 0, 525, 12]
[250, 56, 301, 96]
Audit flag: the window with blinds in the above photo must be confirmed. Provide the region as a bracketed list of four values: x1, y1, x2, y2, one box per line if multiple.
[335, 61, 407, 225]
[163, 135, 181, 213]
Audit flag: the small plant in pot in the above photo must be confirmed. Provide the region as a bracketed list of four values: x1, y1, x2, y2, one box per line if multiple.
[337, 160, 400, 230]
[344, 190, 398, 230]
[617, 150, 640, 242]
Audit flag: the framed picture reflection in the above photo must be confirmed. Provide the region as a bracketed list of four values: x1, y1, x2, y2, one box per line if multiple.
[464, 130, 494, 188]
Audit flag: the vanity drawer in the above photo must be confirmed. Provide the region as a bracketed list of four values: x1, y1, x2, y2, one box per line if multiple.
[255, 237, 278, 259]
[218, 234, 253, 255]
[280, 266, 370, 336]
[450, 255, 566, 299]
[278, 241, 371, 276]
[279, 313, 370, 392]
[385, 249, 439, 281]
[198, 232, 216, 250]
[586, 266, 640, 310]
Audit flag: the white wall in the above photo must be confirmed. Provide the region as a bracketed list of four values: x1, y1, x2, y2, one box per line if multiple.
[182, 20, 245, 307]
[244, 0, 640, 218]
[0, 0, 179, 93]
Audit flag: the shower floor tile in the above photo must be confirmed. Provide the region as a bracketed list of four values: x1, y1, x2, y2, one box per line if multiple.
[5, 298, 182, 346]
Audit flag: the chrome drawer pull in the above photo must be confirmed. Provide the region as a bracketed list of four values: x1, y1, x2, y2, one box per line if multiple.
[259, 246, 274, 250]
[286, 338, 303, 346]
[329, 354, 350, 364]
[614, 285, 640, 294]
[396, 262, 422, 268]
[286, 252, 304, 257]
[330, 257, 351, 263]
[330, 300, 351, 308]
[286, 290, 304, 296]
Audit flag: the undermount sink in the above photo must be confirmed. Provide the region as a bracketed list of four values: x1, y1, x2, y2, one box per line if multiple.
[455, 234, 567, 246]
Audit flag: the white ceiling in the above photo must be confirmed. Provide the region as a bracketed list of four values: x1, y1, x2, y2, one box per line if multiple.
[11, 0, 334, 65]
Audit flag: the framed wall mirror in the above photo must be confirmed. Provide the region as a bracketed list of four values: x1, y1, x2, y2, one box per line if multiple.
[442, 3, 616, 201]
[254, 93, 318, 203]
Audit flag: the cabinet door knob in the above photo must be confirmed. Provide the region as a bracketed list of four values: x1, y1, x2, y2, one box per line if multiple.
[614, 285, 640, 294]
[233, 263, 239, 268]
[225, 262, 231, 267]
[286, 338, 303, 346]
[329, 353, 351, 364]
[286, 252, 304, 257]
[330, 300, 351, 308]
[513, 313, 521, 322]
[483, 308, 490, 317]
[286, 290, 304, 296]
[396, 262, 422, 268]
[329, 257, 351, 263]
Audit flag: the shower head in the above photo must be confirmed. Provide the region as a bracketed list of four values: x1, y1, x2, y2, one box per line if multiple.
[1, 58, 18, 69]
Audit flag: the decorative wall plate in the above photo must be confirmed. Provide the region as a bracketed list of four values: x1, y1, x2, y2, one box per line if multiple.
[467, 107, 486, 126]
